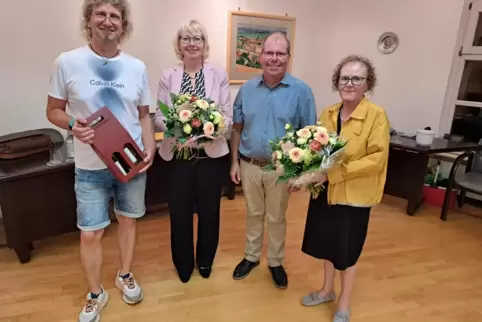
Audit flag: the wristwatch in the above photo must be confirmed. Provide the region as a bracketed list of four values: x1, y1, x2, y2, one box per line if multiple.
[68, 117, 76, 130]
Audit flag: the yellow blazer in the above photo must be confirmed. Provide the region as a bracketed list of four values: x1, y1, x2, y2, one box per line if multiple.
[319, 97, 390, 207]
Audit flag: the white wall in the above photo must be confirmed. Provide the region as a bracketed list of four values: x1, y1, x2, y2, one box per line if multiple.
[0, 0, 467, 220]
[324, 0, 464, 135]
[0, 0, 464, 136]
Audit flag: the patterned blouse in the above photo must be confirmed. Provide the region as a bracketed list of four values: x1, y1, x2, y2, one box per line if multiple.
[180, 69, 206, 98]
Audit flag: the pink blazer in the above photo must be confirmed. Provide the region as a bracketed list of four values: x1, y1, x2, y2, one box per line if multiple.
[154, 63, 233, 161]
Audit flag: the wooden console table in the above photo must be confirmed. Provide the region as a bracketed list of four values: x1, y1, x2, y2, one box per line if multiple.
[384, 135, 482, 215]
[0, 130, 233, 264]
[204, 134, 482, 216]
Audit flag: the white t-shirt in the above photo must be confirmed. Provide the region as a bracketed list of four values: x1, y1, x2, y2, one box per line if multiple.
[48, 45, 151, 170]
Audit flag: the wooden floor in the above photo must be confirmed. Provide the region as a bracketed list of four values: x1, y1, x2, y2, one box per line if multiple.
[1, 192, 482, 322]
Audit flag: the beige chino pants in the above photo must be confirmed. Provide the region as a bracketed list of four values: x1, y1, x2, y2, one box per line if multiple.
[240, 159, 290, 267]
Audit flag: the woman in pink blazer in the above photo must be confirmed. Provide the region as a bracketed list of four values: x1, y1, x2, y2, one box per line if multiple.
[154, 20, 233, 283]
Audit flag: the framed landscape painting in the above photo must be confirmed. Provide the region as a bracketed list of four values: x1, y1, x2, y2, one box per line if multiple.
[226, 11, 296, 84]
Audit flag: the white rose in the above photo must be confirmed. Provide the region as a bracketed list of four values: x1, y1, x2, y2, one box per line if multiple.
[196, 99, 210, 110]
[276, 150, 283, 160]
[296, 128, 312, 138]
[297, 137, 307, 145]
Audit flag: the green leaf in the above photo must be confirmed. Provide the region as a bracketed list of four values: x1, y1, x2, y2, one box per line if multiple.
[281, 161, 303, 179]
[277, 176, 289, 184]
[164, 128, 176, 138]
[158, 100, 171, 117]
[304, 163, 320, 172]
[173, 127, 183, 137]
[170, 93, 179, 103]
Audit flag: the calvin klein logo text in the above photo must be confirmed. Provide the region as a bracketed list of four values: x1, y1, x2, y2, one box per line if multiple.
[90, 80, 125, 89]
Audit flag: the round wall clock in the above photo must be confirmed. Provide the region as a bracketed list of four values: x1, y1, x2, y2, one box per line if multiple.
[377, 32, 399, 54]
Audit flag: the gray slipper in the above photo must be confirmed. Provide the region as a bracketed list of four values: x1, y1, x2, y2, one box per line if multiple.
[333, 310, 350, 322]
[301, 291, 336, 306]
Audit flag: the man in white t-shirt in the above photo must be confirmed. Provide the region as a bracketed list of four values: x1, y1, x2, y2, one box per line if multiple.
[46, 1, 155, 321]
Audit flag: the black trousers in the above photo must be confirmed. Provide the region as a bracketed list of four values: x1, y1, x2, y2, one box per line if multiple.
[166, 152, 224, 277]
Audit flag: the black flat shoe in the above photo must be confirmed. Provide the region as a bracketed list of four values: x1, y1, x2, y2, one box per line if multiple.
[269, 265, 288, 289]
[198, 266, 212, 278]
[233, 258, 259, 280]
[178, 270, 192, 283]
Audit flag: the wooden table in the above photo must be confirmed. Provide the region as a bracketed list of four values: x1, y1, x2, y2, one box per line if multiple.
[0, 134, 233, 264]
[0, 141, 173, 263]
[384, 135, 482, 215]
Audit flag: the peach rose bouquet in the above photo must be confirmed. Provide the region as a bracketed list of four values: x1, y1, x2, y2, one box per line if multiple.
[264, 123, 347, 198]
[158, 93, 227, 159]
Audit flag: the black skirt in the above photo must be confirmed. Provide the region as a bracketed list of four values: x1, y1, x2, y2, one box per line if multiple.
[301, 186, 371, 271]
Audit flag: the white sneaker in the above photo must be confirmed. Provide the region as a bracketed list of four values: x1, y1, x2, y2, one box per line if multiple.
[78, 286, 108, 322]
[115, 270, 144, 305]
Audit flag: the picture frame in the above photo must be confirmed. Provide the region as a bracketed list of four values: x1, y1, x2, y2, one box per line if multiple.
[226, 11, 296, 84]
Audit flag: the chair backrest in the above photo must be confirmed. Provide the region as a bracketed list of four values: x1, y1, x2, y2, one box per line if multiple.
[443, 133, 464, 142]
[473, 138, 482, 173]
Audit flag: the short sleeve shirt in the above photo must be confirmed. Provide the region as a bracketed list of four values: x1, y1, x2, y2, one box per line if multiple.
[48, 46, 152, 170]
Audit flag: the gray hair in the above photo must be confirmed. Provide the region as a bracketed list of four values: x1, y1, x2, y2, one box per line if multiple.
[173, 20, 210, 61]
[331, 54, 377, 93]
[81, 0, 133, 43]
[261, 32, 291, 55]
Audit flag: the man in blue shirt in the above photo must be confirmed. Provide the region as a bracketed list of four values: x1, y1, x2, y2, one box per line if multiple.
[230, 32, 317, 288]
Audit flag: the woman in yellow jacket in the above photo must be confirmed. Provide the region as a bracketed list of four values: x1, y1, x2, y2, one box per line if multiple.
[300, 55, 390, 322]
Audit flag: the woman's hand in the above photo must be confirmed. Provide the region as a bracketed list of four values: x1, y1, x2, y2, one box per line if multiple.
[288, 185, 300, 193]
[314, 173, 327, 187]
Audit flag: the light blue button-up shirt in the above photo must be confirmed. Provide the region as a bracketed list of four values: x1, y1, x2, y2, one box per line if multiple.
[233, 73, 317, 160]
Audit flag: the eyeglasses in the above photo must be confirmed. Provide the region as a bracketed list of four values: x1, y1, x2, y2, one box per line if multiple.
[339, 76, 365, 86]
[262, 51, 289, 60]
[180, 36, 203, 44]
[92, 11, 122, 24]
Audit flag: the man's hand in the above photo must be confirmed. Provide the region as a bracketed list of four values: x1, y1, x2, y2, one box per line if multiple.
[230, 161, 241, 184]
[137, 105, 155, 173]
[139, 144, 156, 173]
[72, 118, 94, 145]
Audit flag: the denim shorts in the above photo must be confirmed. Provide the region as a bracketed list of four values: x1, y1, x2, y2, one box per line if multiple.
[74, 168, 147, 231]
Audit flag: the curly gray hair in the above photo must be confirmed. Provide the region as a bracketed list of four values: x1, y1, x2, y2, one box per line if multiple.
[331, 55, 377, 93]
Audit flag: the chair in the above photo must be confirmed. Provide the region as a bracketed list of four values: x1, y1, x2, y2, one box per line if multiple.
[440, 138, 482, 220]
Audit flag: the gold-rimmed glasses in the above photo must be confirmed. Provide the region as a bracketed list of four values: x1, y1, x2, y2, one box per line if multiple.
[92, 11, 122, 24]
[180, 36, 203, 44]
[262, 51, 289, 60]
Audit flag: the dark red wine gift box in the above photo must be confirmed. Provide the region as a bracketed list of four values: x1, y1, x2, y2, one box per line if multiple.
[85, 106, 146, 183]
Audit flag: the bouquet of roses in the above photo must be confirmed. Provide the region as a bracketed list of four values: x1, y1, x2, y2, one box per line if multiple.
[158, 93, 226, 159]
[264, 123, 347, 198]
